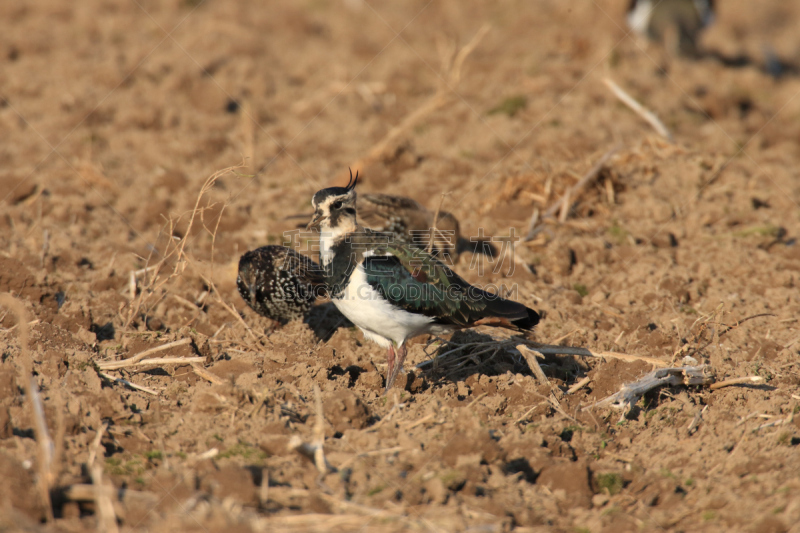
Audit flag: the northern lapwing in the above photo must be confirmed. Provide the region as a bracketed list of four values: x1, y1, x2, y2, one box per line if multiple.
[627, 0, 714, 57]
[237, 246, 325, 325]
[307, 171, 540, 392]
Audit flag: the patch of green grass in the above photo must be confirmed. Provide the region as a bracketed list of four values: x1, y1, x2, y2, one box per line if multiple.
[772, 505, 785, 514]
[685, 478, 695, 487]
[702, 510, 717, 521]
[218, 442, 267, 463]
[595, 473, 624, 496]
[680, 305, 698, 314]
[104, 457, 145, 476]
[778, 432, 792, 446]
[733, 224, 781, 238]
[175, 451, 187, 459]
[367, 485, 386, 496]
[573, 284, 588, 297]
[488, 95, 527, 117]
[143, 450, 163, 461]
[440, 470, 467, 491]
[212, 433, 224, 442]
[660, 468, 676, 480]
[607, 222, 628, 245]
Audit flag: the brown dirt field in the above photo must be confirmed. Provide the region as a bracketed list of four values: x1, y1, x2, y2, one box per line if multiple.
[2, 1, 800, 531]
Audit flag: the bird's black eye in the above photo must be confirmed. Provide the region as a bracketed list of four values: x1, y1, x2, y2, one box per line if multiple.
[332, 201, 343, 210]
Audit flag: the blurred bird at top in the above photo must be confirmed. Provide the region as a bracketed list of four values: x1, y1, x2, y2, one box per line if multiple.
[289, 192, 497, 264]
[627, 0, 715, 57]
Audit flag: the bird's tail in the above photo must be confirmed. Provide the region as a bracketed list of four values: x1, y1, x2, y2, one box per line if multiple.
[479, 295, 540, 331]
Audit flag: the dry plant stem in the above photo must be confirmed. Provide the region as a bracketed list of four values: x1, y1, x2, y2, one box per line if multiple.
[517, 345, 550, 385]
[99, 338, 192, 369]
[98, 356, 204, 371]
[191, 363, 225, 384]
[175, 164, 243, 274]
[404, 413, 435, 430]
[91, 465, 119, 533]
[551, 328, 580, 346]
[525, 146, 621, 241]
[98, 372, 158, 395]
[603, 78, 674, 142]
[567, 376, 592, 395]
[709, 376, 765, 390]
[123, 163, 242, 329]
[518, 340, 668, 367]
[195, 269, 259, 342]
[29, 376, 55, 521]
[336, 25, 489, 186]
[0, 294, 55, 521]
[466, 392, 489, 409]
[514, 403, 545, 425]
[87, 423, 108, 467]
[313, 384, 327, 476]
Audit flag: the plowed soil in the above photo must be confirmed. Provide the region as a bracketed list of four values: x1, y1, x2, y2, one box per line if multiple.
[2, 1, 800, 532]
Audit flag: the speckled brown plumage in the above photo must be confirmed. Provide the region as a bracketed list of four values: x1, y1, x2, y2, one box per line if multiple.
[237, 246, 325, 324]
[358, 193, 461, 262]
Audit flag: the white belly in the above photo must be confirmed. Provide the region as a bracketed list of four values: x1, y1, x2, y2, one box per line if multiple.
[627, 0, 653, 35]
[333, 265, 437, 347]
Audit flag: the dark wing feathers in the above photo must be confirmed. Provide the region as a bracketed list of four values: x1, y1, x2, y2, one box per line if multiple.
[362, 244, 538, 330]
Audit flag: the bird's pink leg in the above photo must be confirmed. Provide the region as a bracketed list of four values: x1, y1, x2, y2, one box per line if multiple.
[385, 345, 396, 392]
[384, 343, 407, 393]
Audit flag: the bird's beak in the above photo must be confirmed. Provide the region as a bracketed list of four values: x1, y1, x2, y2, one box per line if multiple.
[306, 211, 324, 230]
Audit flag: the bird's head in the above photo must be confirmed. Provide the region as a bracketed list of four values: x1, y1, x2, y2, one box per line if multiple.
[307, 169, 359, 235]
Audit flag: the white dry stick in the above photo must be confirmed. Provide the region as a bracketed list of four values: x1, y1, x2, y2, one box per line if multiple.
[29, 376, 55, 521]
[196, 448, 219, 461]
[91, 465, 119, 533]
[98, 356, 204, 371]
[97, 338, 192, 370]
[709, 376, 765, 390]
[517, 345, 550, 385]
[98, 373, 158, 395]
[567, 376, 592, 395]
[604, 78, 674, 142]
[558, 188, 571, 224]
[191, 363, 225, 385]
[312, 384, 327, 476]
[259, 468, 269, 508]
[404, 413, 435, 430]
[87, 423, 109, 467]
[514, 403, 546, 425]
[287, 436, 336, 474]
